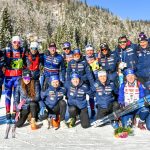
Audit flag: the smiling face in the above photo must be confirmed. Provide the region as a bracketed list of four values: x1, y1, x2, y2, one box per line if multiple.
[98, 75, 107, 84]
[73, 53, 81, 60]
[139, 40, 148, 49]
[30, 48, 38, 55]
[86, 49, 94, 57]
[71, 78, 80, 86]
[12, 41, 21, 50]
[118, 38, 127, 49]
[63, 47, 71, 55]
[101, 48, 108, 55]
[126, 74, 136, 84]
[48, 47, 56, 55]
[51, 80, 60, 88]
[23, 77, 31, 85]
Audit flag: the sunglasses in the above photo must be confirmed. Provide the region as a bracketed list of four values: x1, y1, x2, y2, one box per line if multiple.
[23, 77, 31, 80]
[101, 48, 107, 51]
[63, 47, 70, 50]
[119, 41, 127, 44]
[13, 41, 21, 45]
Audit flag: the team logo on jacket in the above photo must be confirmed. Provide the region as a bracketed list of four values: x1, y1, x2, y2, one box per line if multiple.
[49, 91, 55, 100]
[53, 58, 59, 65]
[58, 92, 64, 97]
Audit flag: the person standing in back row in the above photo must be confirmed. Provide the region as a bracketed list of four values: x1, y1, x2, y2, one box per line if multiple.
[3, 36, 26, 124]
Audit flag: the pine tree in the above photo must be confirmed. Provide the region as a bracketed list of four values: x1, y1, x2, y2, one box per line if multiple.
[0, 5, 13, 48]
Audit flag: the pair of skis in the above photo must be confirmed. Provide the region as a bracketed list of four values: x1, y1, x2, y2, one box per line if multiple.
[4, 123, 16, 139]
[91, 95, 150, 127]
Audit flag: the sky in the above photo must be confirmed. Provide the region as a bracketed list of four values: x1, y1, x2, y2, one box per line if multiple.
[81, 0, 150, 20]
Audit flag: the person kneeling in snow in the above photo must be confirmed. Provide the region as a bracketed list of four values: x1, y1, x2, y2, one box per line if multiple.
[91, 70, 119, 128]
[39, 75, 67, 129]
[65, 72, 91, 128]
[118, 68, 150, 130]
[13, 69, 40, 130]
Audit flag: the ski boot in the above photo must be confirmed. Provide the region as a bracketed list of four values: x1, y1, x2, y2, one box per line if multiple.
[42, 119, 51, 129]
[51, 115, 60, 129]
[60, 120, 68, 129]
[138, 121, 146, 130]
[68, 118, 76, 128]
[11, 119, 16, 138]
[4, 119, 11, 139]
[31, 118, 38, 130]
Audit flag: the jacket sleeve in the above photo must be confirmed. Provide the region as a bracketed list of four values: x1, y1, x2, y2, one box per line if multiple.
[39, 90, 47, 108]
[66, 61, 72, 81]
[22, 48, 27, 68]
[60, 56, 66, 82]
[118, 83, 125, 105]
[34, 81, 40, 102]
[83, 84, 93, 96]
[40, 53, 44, 67]
[139, 83, 145, 98]
[85, 63, 95, 86]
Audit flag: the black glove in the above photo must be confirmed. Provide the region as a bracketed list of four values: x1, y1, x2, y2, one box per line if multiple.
[144, 101, 150, 108]
[119, 103, 125, 110]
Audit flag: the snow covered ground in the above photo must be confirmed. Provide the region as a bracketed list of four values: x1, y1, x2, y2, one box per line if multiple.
[1, 95, 150, 150]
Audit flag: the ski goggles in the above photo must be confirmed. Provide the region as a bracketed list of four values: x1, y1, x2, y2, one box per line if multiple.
[23, 77, 31, 80]
[31, 47, 38, 50]
[13, 41, 21, 45]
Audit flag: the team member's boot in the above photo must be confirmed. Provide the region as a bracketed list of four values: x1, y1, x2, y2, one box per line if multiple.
[68, 118, 76, 128]
[31, 118, 38, 130]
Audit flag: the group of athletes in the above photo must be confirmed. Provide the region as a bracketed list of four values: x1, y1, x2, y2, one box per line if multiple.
[0, 32, 150, 131]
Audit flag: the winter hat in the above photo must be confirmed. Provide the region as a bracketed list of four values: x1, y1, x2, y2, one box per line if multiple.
[49, 75, 59, 82]
[22, 69, 31, 77]
[12, 36, 21, 43]
[73, 49, 81, 54]
[98, 70, 107, 77]
[49, 42, 56, 48]
[124, 68, 135, 77]
[138, 32, 148, 42]
[70, 72, 81, 79]
[63, 42, 71, 49]
[30, 42, 39, 50]
[100, 43, 109, 50]
[85, 44, 94, 51]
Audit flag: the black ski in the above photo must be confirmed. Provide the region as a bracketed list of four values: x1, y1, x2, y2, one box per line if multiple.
[4, 124, 11, 139]
[12, 124, 16, 138]
[91, 95, 150, 127]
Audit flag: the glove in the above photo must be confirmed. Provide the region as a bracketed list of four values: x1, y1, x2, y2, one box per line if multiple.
[15, 112, 20, 122]
[119, 103, 125, 110]
[144, 101, 150, 108]
[118, 62, 127, 70]
[17, 99, 26, 111]
[39, 107, 48, 116]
